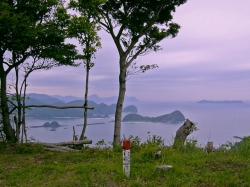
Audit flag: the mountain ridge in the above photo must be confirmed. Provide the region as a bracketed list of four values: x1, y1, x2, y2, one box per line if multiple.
[25, 93, 138, 118]
[27, 93, 139, 104]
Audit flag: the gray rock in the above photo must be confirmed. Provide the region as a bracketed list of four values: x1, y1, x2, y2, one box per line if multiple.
[156, 165, 173, 170]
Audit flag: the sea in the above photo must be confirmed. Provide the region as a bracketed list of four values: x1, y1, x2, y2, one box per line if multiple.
[26, 101, 250, 147]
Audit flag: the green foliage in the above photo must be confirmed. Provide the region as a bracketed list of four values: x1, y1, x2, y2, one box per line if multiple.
[146, 132, 164, 146]
[229, 136, 250, 157]
[220, 141, 235, 151]
[0, 142, 45, 154]
[95, 139, 110, 149]
[97, 0, 187, 55]
[185, 138, 198, 149]
[68, 15, 101, 57]
[15, 143, 45, 154]
[1, 138, 250, 186]
[0, 0, 83, 142]
[0, 0, 79, 64]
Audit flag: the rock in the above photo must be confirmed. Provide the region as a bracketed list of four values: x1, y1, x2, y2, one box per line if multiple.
[156, 165, 173, 170]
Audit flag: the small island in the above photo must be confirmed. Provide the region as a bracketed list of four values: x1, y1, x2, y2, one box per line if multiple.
[122, 110, 185, 124]
[30, 121, 63, 128]
[42, 121, 61, 127]
[197, 100, 243, 104]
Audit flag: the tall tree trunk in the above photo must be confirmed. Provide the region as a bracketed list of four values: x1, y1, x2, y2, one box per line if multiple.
[15, 66, 22, 142]
[80, 62, 90, 140]
[21, 78, 28, 143]
[113, 66, 126, 145]
[0, 64, 17, 142]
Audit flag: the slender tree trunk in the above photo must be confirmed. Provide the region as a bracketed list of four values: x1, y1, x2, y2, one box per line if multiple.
[113, 63, 127, 145]
[80, 62, 90, 140]
[15, 66, 22, 142]
[21, 78, 28, 143]
[0, 63, 17, 142]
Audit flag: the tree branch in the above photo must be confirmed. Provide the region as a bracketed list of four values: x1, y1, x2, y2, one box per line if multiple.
[101, 13, 124, 54]
[6, 54, 29, 74]
[9, 106, 17, 115]
[7, 100, 17, 107]
[23, 105, 94, 110]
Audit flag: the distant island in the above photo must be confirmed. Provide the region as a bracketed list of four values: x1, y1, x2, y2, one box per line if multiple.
[122, 110, 185, 124]
[30, 121, 62, 128]
[197, 100, 243, 104]
[122, 105, 138, 113]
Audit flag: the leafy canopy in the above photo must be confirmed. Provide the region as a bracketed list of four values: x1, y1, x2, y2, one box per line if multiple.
[0, 0, 80, 73]
[72, 0, 186, 59]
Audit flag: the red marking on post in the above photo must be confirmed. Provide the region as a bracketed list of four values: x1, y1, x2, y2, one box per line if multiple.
[123, 140, 130, 150]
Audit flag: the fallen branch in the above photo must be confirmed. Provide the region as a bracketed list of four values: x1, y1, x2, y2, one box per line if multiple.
[40, 139, 92, 146]
[38, 139, 92, 152]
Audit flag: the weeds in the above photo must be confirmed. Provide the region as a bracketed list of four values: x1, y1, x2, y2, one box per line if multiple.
[1, 136, 250, 186]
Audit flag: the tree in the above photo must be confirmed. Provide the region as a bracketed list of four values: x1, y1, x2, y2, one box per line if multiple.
[72, 0, 188, 145]
[11, 57, 62, 142]
[0, 0, 80, 142]
[67, 12, 101, 140]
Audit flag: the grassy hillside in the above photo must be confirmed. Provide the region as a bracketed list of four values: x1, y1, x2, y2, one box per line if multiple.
[1, 137, 250, 186]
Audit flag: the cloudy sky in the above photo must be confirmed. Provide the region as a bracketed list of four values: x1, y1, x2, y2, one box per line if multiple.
[17, 0, 250, 102]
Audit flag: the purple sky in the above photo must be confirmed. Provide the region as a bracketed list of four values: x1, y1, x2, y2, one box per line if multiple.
[14, 0, 250, 102]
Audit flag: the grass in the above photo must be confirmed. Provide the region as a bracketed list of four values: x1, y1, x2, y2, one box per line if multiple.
[1, 137, 250, 187]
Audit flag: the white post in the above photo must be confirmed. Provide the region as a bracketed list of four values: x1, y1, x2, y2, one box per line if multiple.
[123, 140, 130, 177]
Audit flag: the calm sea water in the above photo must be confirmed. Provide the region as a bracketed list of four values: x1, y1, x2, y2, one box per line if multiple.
[26, 101, 250, 147]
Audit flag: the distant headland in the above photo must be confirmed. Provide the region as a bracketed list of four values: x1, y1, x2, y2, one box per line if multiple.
[197, 100, 243, 104]
[122, 110, 185, 124]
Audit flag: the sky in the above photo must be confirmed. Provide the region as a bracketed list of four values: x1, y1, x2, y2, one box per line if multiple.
[12, 0, 250, 102]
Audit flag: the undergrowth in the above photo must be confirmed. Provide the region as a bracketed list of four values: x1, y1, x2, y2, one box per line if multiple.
[1, 135, 250, 186]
